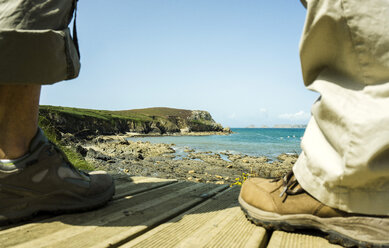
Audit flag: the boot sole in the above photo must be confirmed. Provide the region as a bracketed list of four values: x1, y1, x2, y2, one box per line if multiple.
[0, 182, 115, 226]
[239, 195, 389, 248]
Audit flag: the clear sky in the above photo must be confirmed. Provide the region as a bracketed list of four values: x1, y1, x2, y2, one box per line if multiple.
[40, 0, 318, 128]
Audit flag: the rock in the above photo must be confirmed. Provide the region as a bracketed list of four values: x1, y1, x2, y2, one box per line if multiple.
[188, 170, 195, 174]
[277, 153, 298, 161]
[119, 139, 129, 145]
[86, 148, 111, 161]
[215, 175, 223, 179]
[215, 181, 225, 185]
[76, 145, 88, 157]
[180, 127, 190, 133]
[86, 148, 97, 157]
[223, 127, 232, 133]
[61, 133, 78, 144]
[228, 154, 242, 161]
[97, 155, 111, 161]
[166, 147, 176, 153]
[226, 164, 233, 168]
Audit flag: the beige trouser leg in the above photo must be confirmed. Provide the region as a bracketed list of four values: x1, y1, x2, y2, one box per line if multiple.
[293, 0, 389, 215]
[0, 0, 80, 84]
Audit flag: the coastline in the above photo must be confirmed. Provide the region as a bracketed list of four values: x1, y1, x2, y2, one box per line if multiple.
[76, 134, 297, 185]
[40, 106, 299, 183]
[100, 131, 232, 139]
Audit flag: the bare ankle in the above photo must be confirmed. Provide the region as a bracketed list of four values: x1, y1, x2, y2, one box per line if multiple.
[0, 85, 41, 160]
[0, 140, 30, 160]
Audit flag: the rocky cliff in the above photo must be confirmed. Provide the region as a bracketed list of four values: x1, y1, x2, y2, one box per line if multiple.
[39, 106, 227, 138]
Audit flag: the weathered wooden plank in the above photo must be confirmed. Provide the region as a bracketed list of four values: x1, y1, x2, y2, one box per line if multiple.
[267, 230, 343, 248]
[0, 181, 227, 248]
[122, 187, 268, 248]
[113, 176, 177, 199]
[0, 176, 177, 232]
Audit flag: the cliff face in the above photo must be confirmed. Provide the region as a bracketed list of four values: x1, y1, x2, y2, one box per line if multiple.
[39, 106, 225, 138]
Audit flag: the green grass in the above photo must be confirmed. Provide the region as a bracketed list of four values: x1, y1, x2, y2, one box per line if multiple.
[115, 107, 193, 119]
[38, 105, 219, 171]
[38, 105, 200, 172]
[39, 105, 206, 130]
[40, 105, 153, 122]
[190, 119, 207, 125]
[38, 115, 94, 171]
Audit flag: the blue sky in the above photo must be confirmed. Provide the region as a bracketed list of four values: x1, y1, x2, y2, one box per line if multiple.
[40, 0, 318, 128]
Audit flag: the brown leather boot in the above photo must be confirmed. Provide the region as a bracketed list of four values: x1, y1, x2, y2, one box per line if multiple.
[239, 171, 389, 248]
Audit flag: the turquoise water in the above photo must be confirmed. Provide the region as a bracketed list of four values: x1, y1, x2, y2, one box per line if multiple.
[128, 128, 305, 159]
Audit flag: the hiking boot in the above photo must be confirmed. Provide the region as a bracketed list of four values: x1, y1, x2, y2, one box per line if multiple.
[0, 128, 115, 224]
[239, 171, 389, 248]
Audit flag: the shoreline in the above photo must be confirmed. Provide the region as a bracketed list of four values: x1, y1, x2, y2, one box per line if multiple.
[76, 134, 297, 185]
[100, 131, 232, 140]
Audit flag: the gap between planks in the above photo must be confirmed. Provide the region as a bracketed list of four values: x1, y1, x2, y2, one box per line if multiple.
[0, 177, 229, 248]
[121, 186, 268, 248]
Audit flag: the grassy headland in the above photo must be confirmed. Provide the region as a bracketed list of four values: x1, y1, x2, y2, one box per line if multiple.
[39, 105, 225, 137]
[38, 105, 228, 171]
[38, 106, 296, 183]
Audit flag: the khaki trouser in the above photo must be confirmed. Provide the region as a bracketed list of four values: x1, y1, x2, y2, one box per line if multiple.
[0, 0, 80, 84]
[294, 0, 389, 215]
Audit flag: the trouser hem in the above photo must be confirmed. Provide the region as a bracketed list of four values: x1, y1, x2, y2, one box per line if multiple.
[0, 28, 80, 85]
[293, 152, 389, 216]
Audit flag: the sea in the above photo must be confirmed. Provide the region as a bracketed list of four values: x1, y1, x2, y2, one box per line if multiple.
[127, 128, 305, 160]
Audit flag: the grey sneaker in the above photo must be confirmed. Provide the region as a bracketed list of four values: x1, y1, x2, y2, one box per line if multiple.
[0, 129, 115, 224]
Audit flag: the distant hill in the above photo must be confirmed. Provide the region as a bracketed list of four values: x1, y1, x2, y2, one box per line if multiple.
[39, 105, 226, 138]
[245, 124, 306, 129]
[117, 107, 193, 119]
[273, 124, 307, 128]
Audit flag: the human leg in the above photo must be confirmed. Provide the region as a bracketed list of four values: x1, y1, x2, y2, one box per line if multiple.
[239, 173, 389, 247]
[0, 127, 115, 224]
[294, 0, 389, 216]
[0, 84, 41, 159]
[240, 0, 389, 246]
[0, 0, 114, 224]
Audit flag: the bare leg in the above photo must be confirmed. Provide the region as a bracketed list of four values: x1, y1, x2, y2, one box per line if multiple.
[0, 85, 41, 159]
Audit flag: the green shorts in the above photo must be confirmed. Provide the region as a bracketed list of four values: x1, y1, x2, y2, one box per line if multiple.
[0, 0, 80, 85]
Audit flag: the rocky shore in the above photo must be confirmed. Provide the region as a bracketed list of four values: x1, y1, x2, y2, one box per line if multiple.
[39, 106, 297, 184]
[74, 135, 298, 185]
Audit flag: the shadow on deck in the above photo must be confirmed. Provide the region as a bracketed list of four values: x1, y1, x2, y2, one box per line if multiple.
[0, 175, 342, 247]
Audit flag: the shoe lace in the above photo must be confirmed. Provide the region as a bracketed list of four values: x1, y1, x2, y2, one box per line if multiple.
[272, 171, 304, 202]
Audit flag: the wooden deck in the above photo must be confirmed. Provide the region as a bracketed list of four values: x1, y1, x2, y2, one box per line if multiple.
[0, 176, 343, 248]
